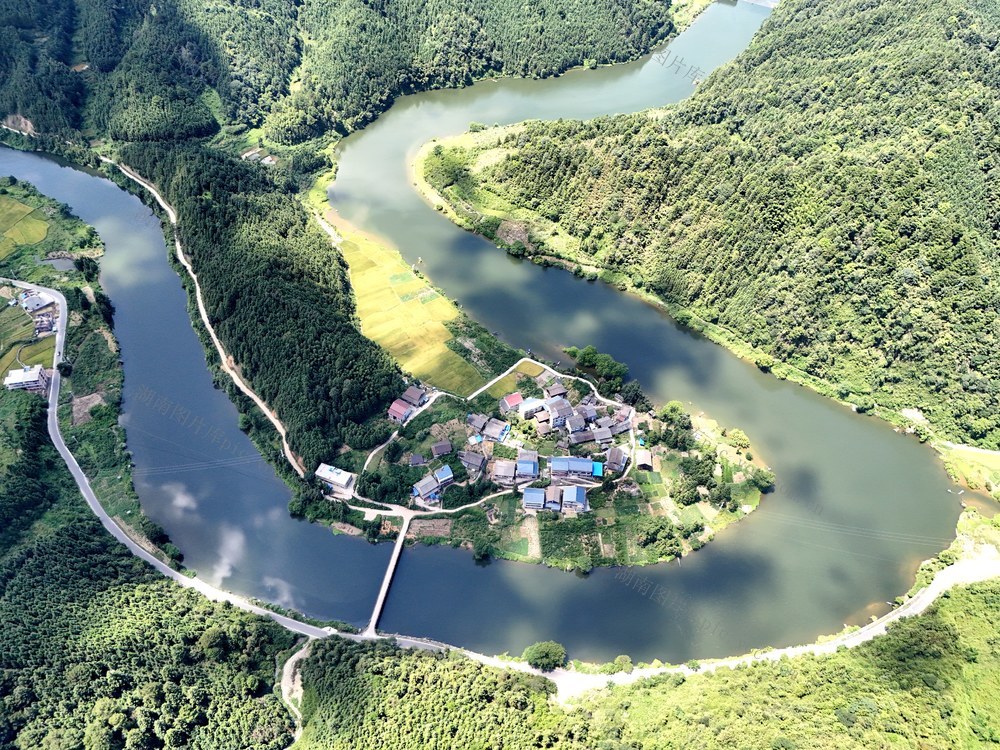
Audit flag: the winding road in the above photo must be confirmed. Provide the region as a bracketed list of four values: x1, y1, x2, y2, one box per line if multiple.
[16, 269, 1000, 708]
[2, 278, 329, 640]
[14, 160, 998, 717]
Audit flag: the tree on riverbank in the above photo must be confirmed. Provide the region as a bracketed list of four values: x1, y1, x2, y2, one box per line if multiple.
[522, 640, 567, 671]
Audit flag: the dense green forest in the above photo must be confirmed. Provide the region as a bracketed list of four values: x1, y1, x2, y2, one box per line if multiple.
[293, 577, 1000, 749]
[424, 0, 1000, 449]
[0, 0, 679, 468]
[0, 186, 298, 749]
[115, 143, 404, 466]
[268, 0, 675, 142]
[1, 0, 674, 142]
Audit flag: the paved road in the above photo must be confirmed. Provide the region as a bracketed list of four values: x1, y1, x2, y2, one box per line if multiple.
[14, 170, 998, 710]
[8, 274, 1000, 705]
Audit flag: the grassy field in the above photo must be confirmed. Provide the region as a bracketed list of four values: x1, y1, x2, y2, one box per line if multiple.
[941, 443, 1000, 500]
[0, 303, 33, 349]
[0, 194, 48, 259]
[335, 214, 485, 396]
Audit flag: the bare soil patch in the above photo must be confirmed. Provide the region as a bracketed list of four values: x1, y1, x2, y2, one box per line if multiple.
[410, 518, 453, 538]
[496, 220, 536, 252]
[72, 392, 105, 425]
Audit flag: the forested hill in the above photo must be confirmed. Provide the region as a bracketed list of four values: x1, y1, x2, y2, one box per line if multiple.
[1, 0, 674, 143]
[0, 0, 680, 466]
[426, 0, 1000, 449]
[268, 0, 675, 142]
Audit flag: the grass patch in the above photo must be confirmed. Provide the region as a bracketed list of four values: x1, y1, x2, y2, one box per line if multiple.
[516, 360, 545, 377]
[0, 195, 48, 250]
[942, 444, 1000, 499]
[0, 304, 33, 349]
[337, 220, 485, 396]
[486, 372, 518, 399]
[0, 194, 34, 230]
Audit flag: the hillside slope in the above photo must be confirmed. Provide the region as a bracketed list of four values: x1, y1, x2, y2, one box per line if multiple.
[423, 0, 1000, 449]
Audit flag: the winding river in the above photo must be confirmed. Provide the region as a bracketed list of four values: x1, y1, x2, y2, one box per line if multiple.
[1, 0, 972, 663]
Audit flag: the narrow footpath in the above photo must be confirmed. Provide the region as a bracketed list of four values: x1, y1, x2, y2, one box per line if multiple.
[105, 160, 307, 477]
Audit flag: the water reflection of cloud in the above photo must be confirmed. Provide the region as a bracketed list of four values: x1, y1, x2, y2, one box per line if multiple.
[251, 507, 284, 529]
[158, 481, 200, 519]
[263, 576, 298, 610]
[209, 526, 247, 586]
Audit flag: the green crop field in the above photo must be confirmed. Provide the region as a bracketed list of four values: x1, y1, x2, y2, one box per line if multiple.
[0, 335, 55, 374]
[339, 220, 485, 396]
[0, 305, 33, 350]
[0, 195, 48, 257]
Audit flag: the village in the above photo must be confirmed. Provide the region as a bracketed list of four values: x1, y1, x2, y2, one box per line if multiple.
[316, 362, 637, 513]
[1, 288, 58, 396]
[310, 357, 772, 570]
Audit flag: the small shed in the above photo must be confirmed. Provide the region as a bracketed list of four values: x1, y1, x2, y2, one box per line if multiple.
[401, 385, 428, 406]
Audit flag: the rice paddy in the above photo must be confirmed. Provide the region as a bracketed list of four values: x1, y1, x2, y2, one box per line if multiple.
[0, 195, 49, 258]
[336, 215, 486, 396]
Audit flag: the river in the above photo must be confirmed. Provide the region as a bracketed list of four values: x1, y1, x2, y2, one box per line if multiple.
[0, 0, 968, 664]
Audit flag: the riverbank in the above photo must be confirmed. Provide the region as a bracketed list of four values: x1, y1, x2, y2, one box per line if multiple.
[0, 182, 184, 562]
[322, 354, 774, 574]
[322, 209, 488, 396]
[412, 128, 1000, 504]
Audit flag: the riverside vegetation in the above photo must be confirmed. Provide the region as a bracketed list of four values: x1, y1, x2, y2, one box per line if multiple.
[0, 184, 297, 750]
[293, 541, 1000, 749]
[376, 360, 774, 572]
[3, 0, 1000, 747]
[0, 0, 693, 478]
[419, 0, 1000, 456]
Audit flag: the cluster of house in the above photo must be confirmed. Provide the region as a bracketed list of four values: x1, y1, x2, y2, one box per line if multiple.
[491, 447, 542, 485]
[408, 439, 452, 467]
[407, 440, 463, 503]
[498, 379, 632, 447]
[239, 147, 277, 167]
[514, 448, 633, 515]
[3, 364, 50, 394]
[412, 465, 454, 502]
[387, 385, 429, 423]
[11, 291, 57, 338]
[522, 485, 590, 513]
[465, 412, 511, 442]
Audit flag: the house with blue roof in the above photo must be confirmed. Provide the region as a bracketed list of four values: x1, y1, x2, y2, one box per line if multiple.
[515, 459, 539, 480]
[550, 456, 597, 479]
[522, 487, 545, 510]
[434, 465, 454, 487]
[562, 485, 590, 512]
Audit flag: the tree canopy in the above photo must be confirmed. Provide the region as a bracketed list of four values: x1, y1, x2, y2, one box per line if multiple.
[424, 0, 1000, 449]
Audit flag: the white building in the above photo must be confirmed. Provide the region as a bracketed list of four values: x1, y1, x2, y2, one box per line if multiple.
[4, 365, 49, 394]
[316, 463, 355, 492]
